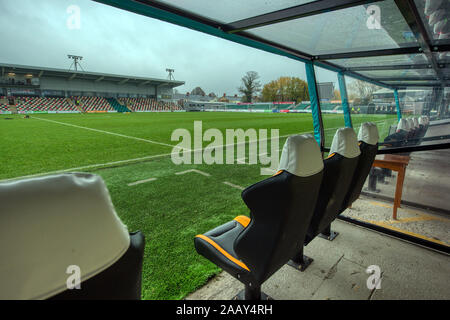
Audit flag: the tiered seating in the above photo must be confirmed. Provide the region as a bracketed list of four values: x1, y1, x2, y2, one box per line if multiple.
[5, 96, 182, 113]
[320, 103, 341, 111]
[117, 98, 181, 111]
[293, 103, 310, 110]
[0, 96, 9, 112]
[159, 100, 181, 111]
[283, 102, 341, 111]
[15, 97, 77, 112]
[224, 103, 274, 110]
[73, 96, 113, 112]
[106, 98, 130, 113]
[118, 97, 150, 111]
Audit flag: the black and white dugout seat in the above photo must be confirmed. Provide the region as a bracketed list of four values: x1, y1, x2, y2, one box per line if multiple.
[194, 135, 324, 300]
[397, 118, 411, 136]
[407, 118, 418, 141]
[383, 118, 410, 148]
[341, 122, 379, 211]
[0, 173, 145, 300]
[413, 118, 420, 130]
[289, 128, 360, 271]
[418, 116, 429, 138]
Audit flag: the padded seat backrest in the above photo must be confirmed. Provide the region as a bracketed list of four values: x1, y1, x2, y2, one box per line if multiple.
[408, 118, 419, 138]
[234, 135, 323, 284]
[342, 122, 379, 210]
[397, 118, 410, 135]
[387, 119, 410, 146]
[306, 128, 360, 242]
[419, 116, 426, 127]
[0, 173, 136, 300]
[50, 231, 145, 300]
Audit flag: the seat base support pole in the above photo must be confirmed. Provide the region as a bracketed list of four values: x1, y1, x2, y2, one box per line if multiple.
[287, 248, 313, 272]
[318, 225, 339, 241]
[233, 284, 272, 300]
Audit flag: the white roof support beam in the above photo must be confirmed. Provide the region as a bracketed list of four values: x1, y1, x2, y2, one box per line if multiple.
[139, 80, 151, 86]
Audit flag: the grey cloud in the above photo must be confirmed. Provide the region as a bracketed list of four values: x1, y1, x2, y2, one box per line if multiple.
[0, 0, 339, 95]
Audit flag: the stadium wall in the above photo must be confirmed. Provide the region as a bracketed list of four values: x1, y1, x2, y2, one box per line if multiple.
[39, 77, 161, 96]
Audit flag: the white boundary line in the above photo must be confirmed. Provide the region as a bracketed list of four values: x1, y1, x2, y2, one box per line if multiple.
[127, 177, 157, 186]
[2, 119, 392, 183]
[31, 116, 178, 149]
[175, 169, 211, 177]
[0, 152, 174, 183]
[223, 181, 245, 190]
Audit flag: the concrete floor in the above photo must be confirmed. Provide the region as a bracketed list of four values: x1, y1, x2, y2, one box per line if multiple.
[187, 203, 450, 300]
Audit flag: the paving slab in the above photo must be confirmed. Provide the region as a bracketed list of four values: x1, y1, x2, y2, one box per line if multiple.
[371, 273, 449, 300]
[310, 257, 373, 300]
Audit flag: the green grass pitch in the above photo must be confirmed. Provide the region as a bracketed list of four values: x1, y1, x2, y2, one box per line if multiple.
[0, 111, 397, 299]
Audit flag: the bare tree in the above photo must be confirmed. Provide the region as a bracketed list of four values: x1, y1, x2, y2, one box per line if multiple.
[238, 71, 261, 103]
[348, 80, 380, 104]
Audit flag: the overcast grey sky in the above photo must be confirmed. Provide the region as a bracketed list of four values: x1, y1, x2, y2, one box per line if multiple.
[0, 0, 339, 95]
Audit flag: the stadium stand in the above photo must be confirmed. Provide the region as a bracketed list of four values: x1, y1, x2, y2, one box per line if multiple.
[118, 97, 150, 111]
[289, 102, 341, 111]
[118, 97, 182, 112]
[73, 96, 114, 112]
[15, 97, 78, 112]
[248, 103, 274, 110]
[1, 95, 184, 113]
[223, 103, 289, 111]
[292, 103, 310, 110]
[106, 98, 131, 113]
[320, 103, 341, 111]
[0, 96, 9, 112]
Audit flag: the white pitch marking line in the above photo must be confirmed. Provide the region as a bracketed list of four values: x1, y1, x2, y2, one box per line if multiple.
[193, 118, 388, 154]
[127, 177, 157, 186]
[223, 181, 245, 190]
[236, 156, 247, 164]
[31, 116, 182, 150]
[175, 169, 211, 177]
[3, 119, 390, 183]
[0, 152, 174, 183]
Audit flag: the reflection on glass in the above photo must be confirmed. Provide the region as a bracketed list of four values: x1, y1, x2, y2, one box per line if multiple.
[156, 0, 314, 23]
[249, 0, 417, 55]
[358, 69, 437, 78]
[327, 54, 428, 68]
[414, 0, 450, 42]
